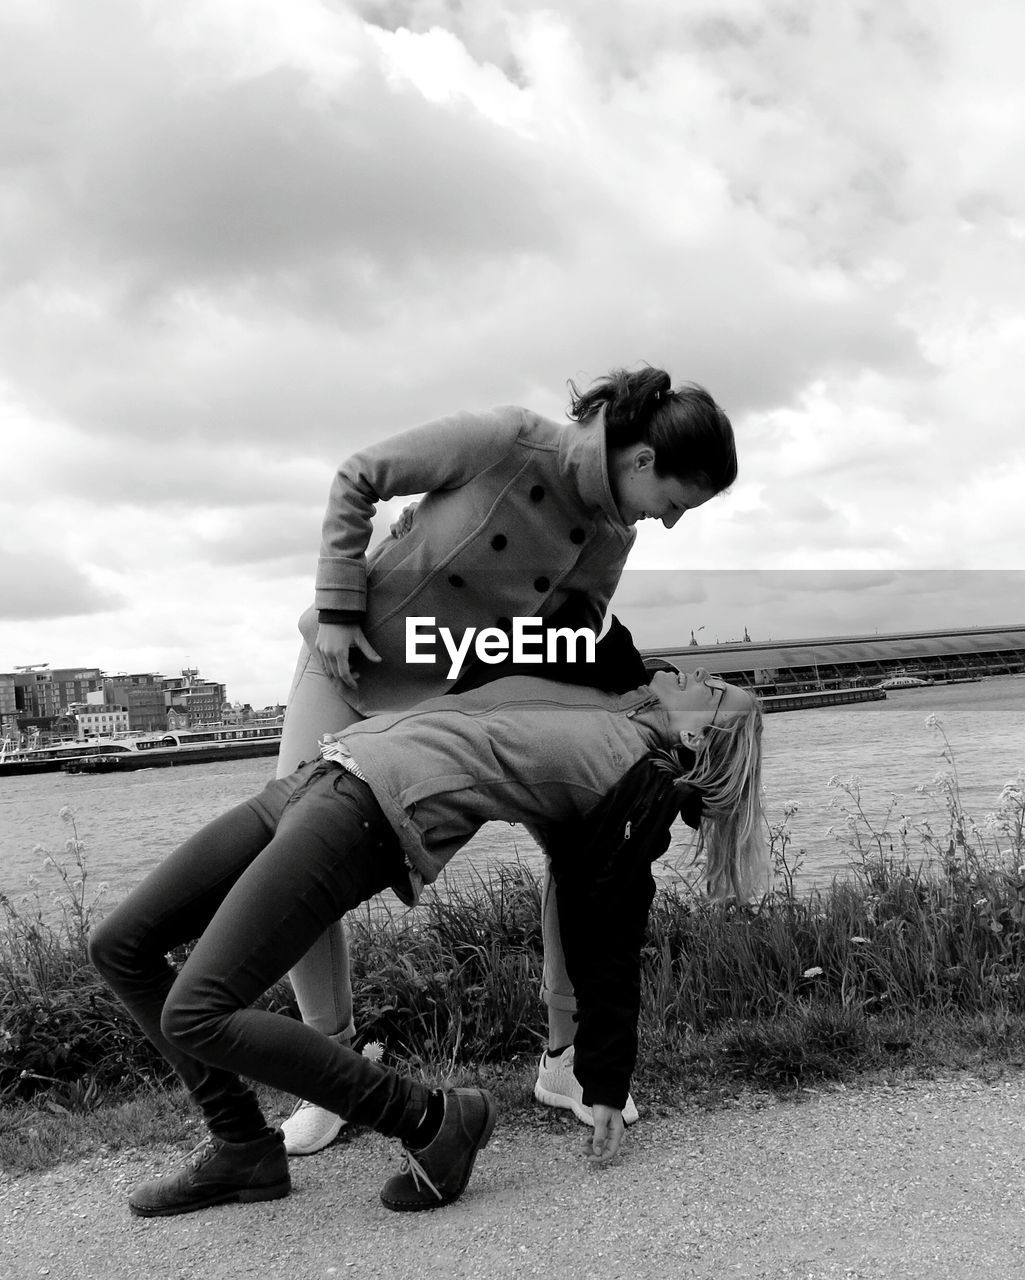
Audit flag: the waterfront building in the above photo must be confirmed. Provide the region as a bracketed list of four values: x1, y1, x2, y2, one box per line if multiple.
[162, 667, 226, 726]
[0, 663, 233, 739]
[644, 624, 1025, 691]
[0, 673, 15, 722]
[75, 704, 130, 739]
[103, 672, 171, 733]
[12, 664, 105, 718]
[8, 665, 105, 738]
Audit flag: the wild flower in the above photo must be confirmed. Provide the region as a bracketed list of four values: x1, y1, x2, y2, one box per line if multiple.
[803, 966, 823, 978]
[361, 1040, 385, 1063]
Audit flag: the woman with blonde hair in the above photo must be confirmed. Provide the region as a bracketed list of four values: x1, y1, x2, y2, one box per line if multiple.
[275, 363, 739, 1153]
[89, 665, 765, 1216]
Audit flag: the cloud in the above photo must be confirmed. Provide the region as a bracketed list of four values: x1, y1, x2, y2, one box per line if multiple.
[2, 1, 1025, 705]
[0, 547, 124, 620]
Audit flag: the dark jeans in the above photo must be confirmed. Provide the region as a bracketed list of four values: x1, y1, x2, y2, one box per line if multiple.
[89, 762, 429, 1143]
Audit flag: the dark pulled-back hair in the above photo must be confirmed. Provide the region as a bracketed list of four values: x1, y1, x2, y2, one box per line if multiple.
[567, 365, 737, 494]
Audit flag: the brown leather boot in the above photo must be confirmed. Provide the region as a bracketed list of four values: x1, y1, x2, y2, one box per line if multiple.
[128, 1129, 290, 1217]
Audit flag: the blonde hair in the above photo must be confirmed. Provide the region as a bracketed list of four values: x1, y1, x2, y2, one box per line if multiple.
[664, 690, 767, 902]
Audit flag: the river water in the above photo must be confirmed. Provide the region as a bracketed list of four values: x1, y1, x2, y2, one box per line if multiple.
[2, 676, 1023, 917]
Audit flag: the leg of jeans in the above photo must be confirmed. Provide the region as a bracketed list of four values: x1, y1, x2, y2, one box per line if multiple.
[539, 858, 579, 1049]
[89, 782, 298, 1139]
[160, 771, 429, 1142]
[278, 642, 365, 1040]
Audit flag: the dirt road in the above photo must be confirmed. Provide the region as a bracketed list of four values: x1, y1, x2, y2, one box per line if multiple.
[2, 1071, 1023, 1280]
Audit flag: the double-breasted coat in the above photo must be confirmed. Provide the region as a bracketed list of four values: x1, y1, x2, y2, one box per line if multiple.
[297, 405, 637, 716]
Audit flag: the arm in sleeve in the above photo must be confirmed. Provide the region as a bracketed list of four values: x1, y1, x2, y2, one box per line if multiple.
[553, 853, 657, 1111]
[315, 408, 526, 614]
[545, 770, 679, 1110]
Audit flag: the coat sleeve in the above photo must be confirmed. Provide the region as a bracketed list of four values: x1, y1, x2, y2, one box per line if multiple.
[545, 769, 679, 1111]
[553, 853, 657, 1110]
[314, 408, 526, 615]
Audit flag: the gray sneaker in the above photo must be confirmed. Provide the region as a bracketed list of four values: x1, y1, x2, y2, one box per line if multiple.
[281, 1099, 347, 1156]
[128, 1129, 290, 1217]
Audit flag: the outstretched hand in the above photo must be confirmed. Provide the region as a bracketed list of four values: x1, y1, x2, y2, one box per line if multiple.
[315, 622, 381, 690]
[583, 1104, 625, 1164]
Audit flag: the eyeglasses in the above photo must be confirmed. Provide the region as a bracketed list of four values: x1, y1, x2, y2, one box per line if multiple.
[705, 678, 727, 727]
[671, 668, 728, 727]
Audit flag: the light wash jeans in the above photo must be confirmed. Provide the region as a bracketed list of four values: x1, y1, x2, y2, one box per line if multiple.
[279, 642, 577, 1045]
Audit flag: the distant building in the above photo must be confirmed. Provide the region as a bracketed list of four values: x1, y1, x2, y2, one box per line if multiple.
[104, 672, 170, 733]
[163, 668, 225, 726]
[12, 665, 104, 719]
[9, 665, 105, 737]
[644, 624, 1025, 691]
[75, 705, 130, 739]
[167, 706, 189, 731]
[0, 672, 16, 722]
[249, 704, 286, 726]
[0, 659, 263, 739]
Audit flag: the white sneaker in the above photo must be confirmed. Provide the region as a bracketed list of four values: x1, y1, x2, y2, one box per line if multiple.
[533, 1044, 639, 1126]
[281, 1100, 347, 1156]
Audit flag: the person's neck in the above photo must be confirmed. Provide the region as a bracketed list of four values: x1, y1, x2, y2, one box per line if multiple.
[630, 697, 673, 749]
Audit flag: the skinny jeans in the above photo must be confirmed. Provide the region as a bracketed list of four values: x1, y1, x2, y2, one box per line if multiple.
[278, 641, 577, 1040]
[88, 763, 429, 1144]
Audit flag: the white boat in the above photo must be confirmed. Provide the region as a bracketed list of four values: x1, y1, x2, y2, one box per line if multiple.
[878, 671, 932, 690]
[1, 723, 283, 777]
[0, 735, 152, 777]
[64, 724, 284, 772]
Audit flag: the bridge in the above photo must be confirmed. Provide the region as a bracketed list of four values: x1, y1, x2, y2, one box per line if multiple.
[641, 623, 1025, 692]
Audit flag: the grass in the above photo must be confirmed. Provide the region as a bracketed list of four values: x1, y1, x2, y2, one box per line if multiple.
[2, 720, 1024, 1175]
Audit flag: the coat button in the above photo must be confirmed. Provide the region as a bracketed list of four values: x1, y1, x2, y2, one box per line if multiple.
[496, 616, 512, 630]
[570, 528, 586, 544]
[491, 534, 508, 551]
[448, 574, 465, 588]
[530, 485, 545, 502]
[534, 576, 550, 593]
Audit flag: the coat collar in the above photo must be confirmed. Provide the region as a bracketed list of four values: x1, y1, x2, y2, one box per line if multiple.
[558, 408, 635, 541]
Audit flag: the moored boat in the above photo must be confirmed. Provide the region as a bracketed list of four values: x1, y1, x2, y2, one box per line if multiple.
[1, 724, 284, 777]
[757, 686, 887, 713]
[877, 671, 932, 690]
[0, 736, 151, 777]
[62, 725, 283, 772]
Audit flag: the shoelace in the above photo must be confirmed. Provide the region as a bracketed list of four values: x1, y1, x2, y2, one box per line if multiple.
[182, 1136, 217, 1172]
[397, 1148, 443, 1201]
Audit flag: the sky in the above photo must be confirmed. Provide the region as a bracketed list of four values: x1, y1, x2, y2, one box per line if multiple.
[2, 0, 1024, 708]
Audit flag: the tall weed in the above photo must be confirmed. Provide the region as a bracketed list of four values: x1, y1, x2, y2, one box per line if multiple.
[2, 720, 1023, 1105]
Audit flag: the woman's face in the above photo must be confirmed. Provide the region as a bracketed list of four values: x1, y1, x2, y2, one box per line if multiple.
[610, 446, 715, 527]
[648, 667, 753, 745]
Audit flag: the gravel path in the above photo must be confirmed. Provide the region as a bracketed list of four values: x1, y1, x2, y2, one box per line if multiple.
[2, 1071, 1024, 1280]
